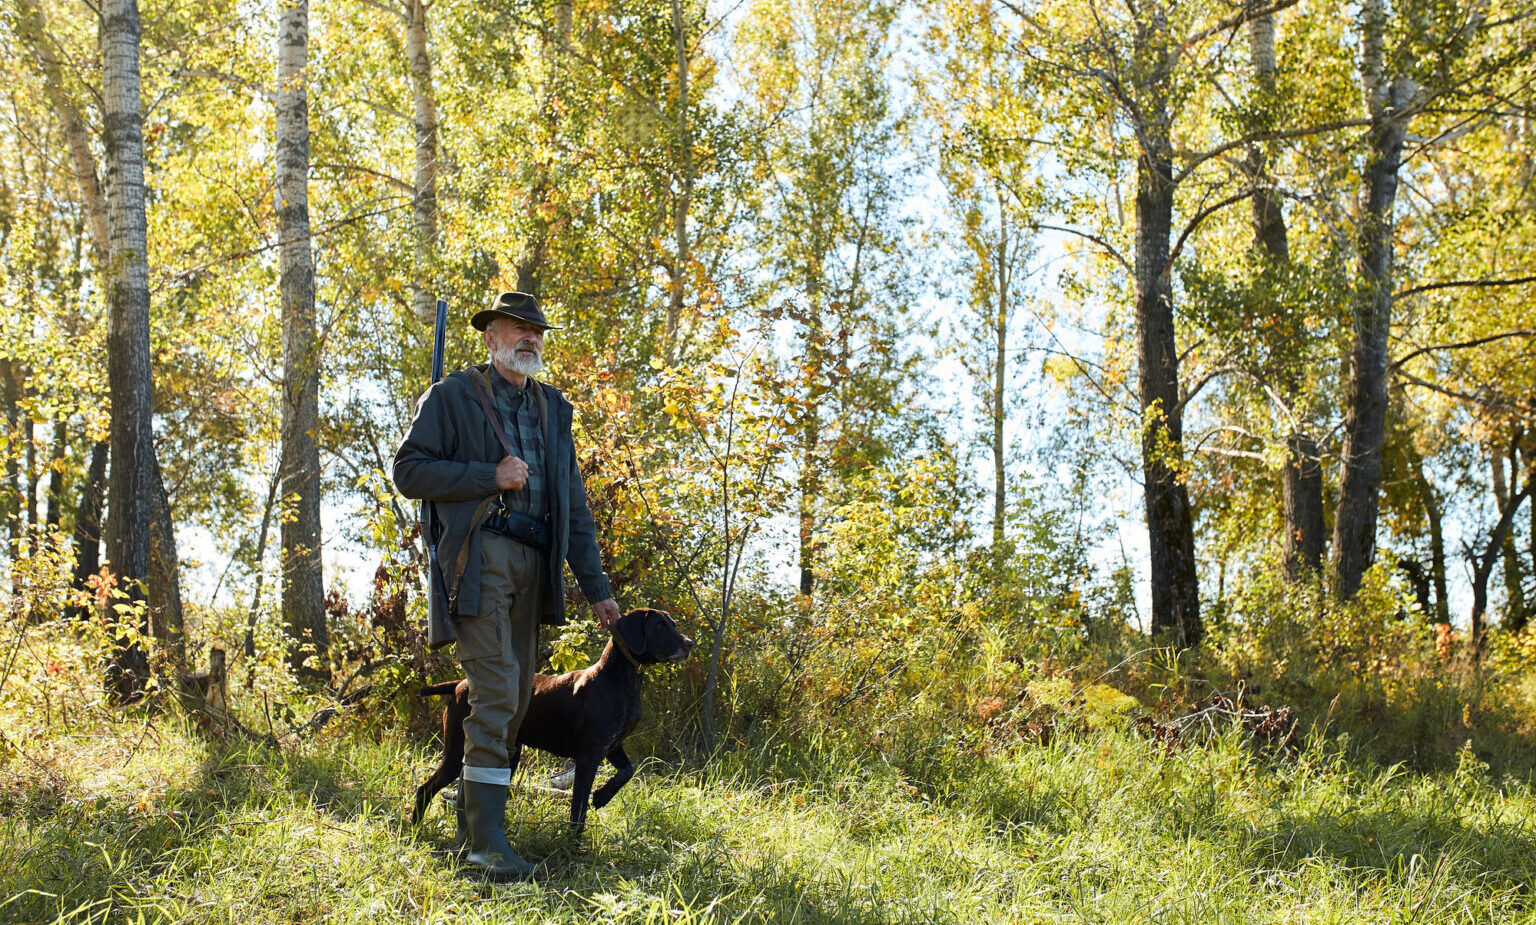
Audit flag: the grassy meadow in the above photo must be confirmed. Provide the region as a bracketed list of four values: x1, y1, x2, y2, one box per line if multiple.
[4, 623, 1536, 925]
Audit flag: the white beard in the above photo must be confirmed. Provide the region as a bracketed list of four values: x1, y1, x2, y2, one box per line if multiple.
[493, 343, 544, 378]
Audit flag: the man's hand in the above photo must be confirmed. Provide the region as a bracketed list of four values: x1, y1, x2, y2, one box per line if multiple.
[495, 455, 528, 491]
[592, 598, 620, 630]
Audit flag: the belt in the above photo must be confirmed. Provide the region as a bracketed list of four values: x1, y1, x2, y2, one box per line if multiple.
[481, 504, 551, 552]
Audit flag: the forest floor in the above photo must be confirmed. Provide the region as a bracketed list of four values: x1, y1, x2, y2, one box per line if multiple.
[5, 689, 1536, 925]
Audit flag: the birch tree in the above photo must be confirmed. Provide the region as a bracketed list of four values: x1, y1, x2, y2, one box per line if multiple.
[15, 0, 184, 644]
[1243, 6, 1326, 578]
[100, 0, 159, 698]
[924, 0, 1039, 551]
[277, 0, 327, 674]
[739, 0, 911, 608]
[1329, 0, 1419, 599]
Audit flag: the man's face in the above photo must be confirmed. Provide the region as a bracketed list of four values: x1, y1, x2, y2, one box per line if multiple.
[484, 317, 546, 376]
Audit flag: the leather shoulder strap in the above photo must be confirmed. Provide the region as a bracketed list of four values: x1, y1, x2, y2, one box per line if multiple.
[466, 368, 516, 458]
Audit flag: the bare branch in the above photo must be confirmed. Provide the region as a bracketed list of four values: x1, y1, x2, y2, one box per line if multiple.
[1177, 363, 1241, 414]
[1166, 188, 1255, 273]
[1393, 367, 1523, 414]
[356, 0, 407, 22]
[1196, 445, 1267, 461]
[171, 67, 274, 103]
[1391, 329, 1536, 370]
[1033, 222, 1132, 272]
[1190, 424, 1266, 460]
[158, 200, 411, 286]
[1175, 118, 1373, 184]
[345, 94, 410, 125]
[1182, 0, 1303, 51]
[312, 162, 415, 195]
[1395, 275, 1536, 301]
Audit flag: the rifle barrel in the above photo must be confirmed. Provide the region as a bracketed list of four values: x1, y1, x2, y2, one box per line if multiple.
[431, 297, 448, 384]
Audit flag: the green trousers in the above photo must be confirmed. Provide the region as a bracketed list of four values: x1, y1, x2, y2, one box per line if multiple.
[452, 533, 543, 783]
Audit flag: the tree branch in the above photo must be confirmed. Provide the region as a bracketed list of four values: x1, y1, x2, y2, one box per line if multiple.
[1177, 364, 1241, 414]
[1182, 0, 1303, 50]
[159, 200, 410, 286]
[1175, 118, 1373, 184]
[312, 162, 415, 195]
[1391, 329, 1536, 370]
[1395, 275, 1536, 301]
[1033, 222, 1131, 272]
[1166, 188, 1255, 273]
[1393, 367, 1523, 414]
[356, 0, 407, 22]
[171, 67, 274, 103]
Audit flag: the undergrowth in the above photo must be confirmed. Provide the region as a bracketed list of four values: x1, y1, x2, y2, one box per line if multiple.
[4, 614, 1536, 924]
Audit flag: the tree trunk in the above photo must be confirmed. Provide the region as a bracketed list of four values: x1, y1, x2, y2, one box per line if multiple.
[1282, 433, 1326, 575]
[1527, 441, 1536, 605]
[798, 405, 818, 602]
[68, 440, 108, 620]
[405, 0, 439, 326]
[2, 363, 22, 603]
[15, 0, 111, 269]
[1410, 450, 1451, 625]
[1331, 0, 1415, 599]
[1493, 437, 1527, 631]
[101, 0, 156, 701]
[1470, 475, 1534, 652]
[245, 460, 282, 661]
[24, 403, 38, 536]
[45, 420, 65, 530]
[702, 471, 731, 751]
[1397, 556, 1431, 617]
[798, 295, 824, 607]
[991, 191, 1010, 551]
[277, 0, 328, 676]
[1133, 15, 1201, 646]
[1245, 9, 1288, 264]
[149, 457, 185, 668]
[1245, 7, 1326, 578]
[665, 0, 694, 361]
[22, 0, 174, 645]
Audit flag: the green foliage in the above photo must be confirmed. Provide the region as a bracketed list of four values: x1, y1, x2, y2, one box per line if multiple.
[7, 620, 1536, 924]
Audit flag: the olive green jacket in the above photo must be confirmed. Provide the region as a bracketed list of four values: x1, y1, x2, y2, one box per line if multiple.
[393, 364, 612, 648]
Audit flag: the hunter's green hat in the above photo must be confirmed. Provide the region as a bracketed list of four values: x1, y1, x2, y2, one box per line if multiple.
[471, 290, 559, 331]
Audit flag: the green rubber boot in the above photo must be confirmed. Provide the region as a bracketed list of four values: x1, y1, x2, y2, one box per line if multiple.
[446, 785, 468, 858]
[460, 779, 539, 882]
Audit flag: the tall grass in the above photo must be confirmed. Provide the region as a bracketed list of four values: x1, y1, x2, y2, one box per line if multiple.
[4, 615, 1536, 924]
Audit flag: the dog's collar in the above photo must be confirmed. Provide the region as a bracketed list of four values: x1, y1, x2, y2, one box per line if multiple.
[613, 632, 644, 670]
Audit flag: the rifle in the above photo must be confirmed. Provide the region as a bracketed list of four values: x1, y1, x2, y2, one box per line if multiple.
[422, 297, 452, 647]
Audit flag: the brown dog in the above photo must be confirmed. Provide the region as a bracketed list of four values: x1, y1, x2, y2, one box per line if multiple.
[412, 608, 694, 837]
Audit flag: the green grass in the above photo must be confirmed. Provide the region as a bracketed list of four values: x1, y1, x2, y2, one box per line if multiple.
[3, 624, 1536, 924]
[5, 692, 1536, 925]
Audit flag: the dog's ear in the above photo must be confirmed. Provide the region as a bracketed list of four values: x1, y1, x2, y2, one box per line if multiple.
[640, 609, 668, 655]
[617, 609, 647, 657]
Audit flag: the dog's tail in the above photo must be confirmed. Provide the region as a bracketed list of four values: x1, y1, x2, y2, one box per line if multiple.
[418, 680, 461, 699]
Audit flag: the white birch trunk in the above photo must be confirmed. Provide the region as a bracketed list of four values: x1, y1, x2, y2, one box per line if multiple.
[406, 0, 439, 326]
[1331, 0, 1416, 598]
[101, 0, 156, 698]
[666, 0, 694, 359]
[277, 0, 327, 674]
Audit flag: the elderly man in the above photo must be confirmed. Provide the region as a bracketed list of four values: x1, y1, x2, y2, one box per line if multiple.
[394, 290, 619, 881]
